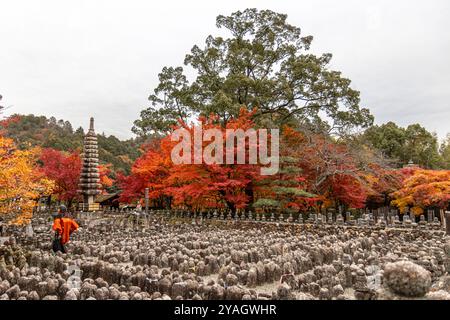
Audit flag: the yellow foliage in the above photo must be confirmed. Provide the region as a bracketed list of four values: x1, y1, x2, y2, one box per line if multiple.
[0, 136, 55, 220]
[321, 198, 334, 209]
[8, 212, 33, 226]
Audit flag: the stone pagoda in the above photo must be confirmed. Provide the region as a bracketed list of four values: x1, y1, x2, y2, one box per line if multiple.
[78, 117, 101, 211]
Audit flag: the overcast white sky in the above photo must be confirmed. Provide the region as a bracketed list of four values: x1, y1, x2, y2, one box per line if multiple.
[1, 0, 449, 140]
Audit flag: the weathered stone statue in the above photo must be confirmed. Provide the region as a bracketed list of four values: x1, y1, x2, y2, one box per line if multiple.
[78, 117, 101, 211]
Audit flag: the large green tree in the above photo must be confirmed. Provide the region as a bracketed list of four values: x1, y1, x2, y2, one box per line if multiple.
[363, 122, 406, 161]
[439, 133, 450, 169]
[403, 124, 441, 169]
[363, 122, 442, 168]
[133, 9, 373, 136]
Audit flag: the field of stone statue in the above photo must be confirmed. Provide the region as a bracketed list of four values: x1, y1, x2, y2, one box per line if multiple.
[1, 213, 449, 300]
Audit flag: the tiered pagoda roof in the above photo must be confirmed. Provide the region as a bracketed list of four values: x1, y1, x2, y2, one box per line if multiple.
[78, 117, 101, 197]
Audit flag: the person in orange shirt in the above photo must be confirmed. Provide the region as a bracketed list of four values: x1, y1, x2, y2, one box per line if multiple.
[52, 205, 79, 253]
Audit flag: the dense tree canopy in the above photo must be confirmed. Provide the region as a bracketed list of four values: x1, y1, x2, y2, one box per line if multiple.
[363, 122, 442, 168]
[0, 136, 54, 219]
[439, 133, 450, 169]
[123, 111, 386, 213]
[39, 148, 115, 207]
[39, 148, 83, 207]
[0, 114, 141, 174]
[122, 110, 265, 212]
[391, 168, 450, 215]
[254, 127, 317, 213]
[133, 9, 373, 136]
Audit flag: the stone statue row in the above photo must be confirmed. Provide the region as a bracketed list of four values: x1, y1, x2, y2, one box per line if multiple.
[96, 208, 445, 230]
[73, 205, 448, 232]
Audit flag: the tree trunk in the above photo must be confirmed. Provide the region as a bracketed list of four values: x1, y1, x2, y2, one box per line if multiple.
[244, 182, 254, 212]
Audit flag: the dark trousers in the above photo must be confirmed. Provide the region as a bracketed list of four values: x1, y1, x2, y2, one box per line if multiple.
[52, 238, 67, 253]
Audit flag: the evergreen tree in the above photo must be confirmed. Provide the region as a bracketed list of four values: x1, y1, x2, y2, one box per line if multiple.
[133, 9, 373, 136]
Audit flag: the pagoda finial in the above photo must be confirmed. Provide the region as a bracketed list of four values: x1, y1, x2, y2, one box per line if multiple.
[89, 117, 95, 131]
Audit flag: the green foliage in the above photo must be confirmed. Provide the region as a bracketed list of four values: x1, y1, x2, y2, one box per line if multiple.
[363, 122, 442, 169]
[253, 198, 280, 209]
[3, 114, 82, 150]
[363, 122, 404, 160]
[257, 151, 316, 213]
[133, 9, 373, 136]
[1, 114, 141, 174]
[273, 187, 315, 197]
[439, 133, 450, 169]
[97, 134, 141, 174]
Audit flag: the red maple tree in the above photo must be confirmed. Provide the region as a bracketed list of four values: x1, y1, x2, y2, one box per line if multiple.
[40, 148, 113, 207]
[39, 148, 82, 207]
[298, 134, 367, 210]
[119, 109, 264, 212]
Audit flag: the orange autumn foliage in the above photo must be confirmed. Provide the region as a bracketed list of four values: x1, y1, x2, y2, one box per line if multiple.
[119, 109, 263, 211]
[391, 169, 450, 215]
[0, 136, 54, 223]
[99, 164, 114, 191]
[118, 110, 448, 214]
[363, 164, 403, 207]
